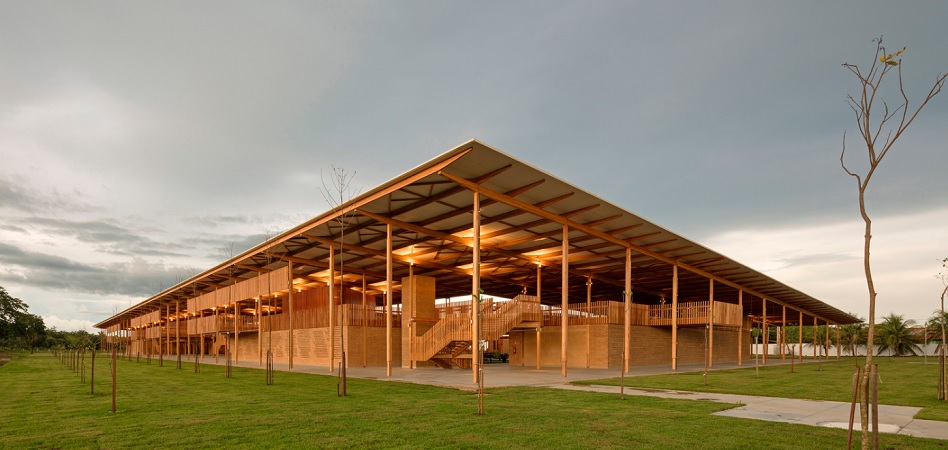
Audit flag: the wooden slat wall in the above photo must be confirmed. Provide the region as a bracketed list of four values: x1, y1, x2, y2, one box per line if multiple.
[217, 314, 257, 333]
[262, 287, 398, 332]
[715, 301, 743, 326]
[647, 300, 742, 326]
[188, 290, 220, 312]
[141, 324, 186, 339]
[131, 310, 161, 327]
[186, 315, 217, 334]
[185, 266, 291, 312]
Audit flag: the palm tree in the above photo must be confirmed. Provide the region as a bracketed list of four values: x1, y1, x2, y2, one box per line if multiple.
[839, 313, 867, 357]
[927, 310, 948, 344]
[812, 324, 831, 357]
[875, 313, 923, 356]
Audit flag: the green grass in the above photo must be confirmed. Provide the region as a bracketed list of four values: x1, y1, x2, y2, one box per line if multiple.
[579, 356, 948, 421]
[2, 353, 945, 449]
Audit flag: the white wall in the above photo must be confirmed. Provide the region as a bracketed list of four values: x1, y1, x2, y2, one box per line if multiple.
[751, 343, 943, 357]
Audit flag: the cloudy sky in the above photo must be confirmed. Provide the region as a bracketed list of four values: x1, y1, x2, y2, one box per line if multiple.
[1, 2, 946, 332]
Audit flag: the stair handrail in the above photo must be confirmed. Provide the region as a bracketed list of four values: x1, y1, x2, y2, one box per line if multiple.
[412, 294, 539, 362]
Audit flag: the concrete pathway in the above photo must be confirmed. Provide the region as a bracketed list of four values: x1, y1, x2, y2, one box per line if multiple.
[551, 383, 948, 440]
[208, 356, 948, 440]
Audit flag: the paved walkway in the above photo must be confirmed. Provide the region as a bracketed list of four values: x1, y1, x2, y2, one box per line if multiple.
[552, 384, 948, 440]
[210, 357, 948, 440]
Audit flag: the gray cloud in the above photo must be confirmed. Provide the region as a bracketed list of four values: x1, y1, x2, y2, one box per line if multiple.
[0, 176, 96, 215]
[776, 252, 860, 270]
[1, 2, 946, 326]
[17, 216, 188, 258]
[0, 241, 99, 273]
[184, 232, 272, 262]
[181, 214, 253, 228]
[0, 241, 188, 298]
[0, 224, 28, 233]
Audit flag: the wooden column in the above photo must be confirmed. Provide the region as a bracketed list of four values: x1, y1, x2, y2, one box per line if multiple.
[624, 248, 631, 374]
[215, 306, 220, 364]
[762, 298, 767, 364]
[737, 289, 743, 366]
[408, 263, 415, 370]
[199, 311, 205, 361]
[175, 301, 180, 357]
[288, 261, 294, 370]
[234, 300, 239, 364]
[825, 320, 830, 360]
[362, 276, 367, 368]
[386, 223, 393, 377]
[585, 277, 591, 369]
[329, 244, 335, 373]
[472, 192, 481, 384]
[561, 224, 568, 377]
[813, 316, 818, 358]
[257, 297, 262, 367]
[187, 313, 191, 359]
[708, 279, 714, 368]
[671, 264, 678, 371]
[781, 305, 786, 361]
[536, 263, 542, 370]
[836, 324, 841, 360]
[166, 303, 170, 358]
[798, 309, 803, 361]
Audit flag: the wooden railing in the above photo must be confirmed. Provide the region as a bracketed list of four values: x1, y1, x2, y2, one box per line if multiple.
[410, 314, 472, 361]
[185, 266, 290, 312]
[187, 315, 217, 335]
[261, 304, 401, 332]
[647, 300, 742, 326]
[482, 298, 521, 341]
[141, 324, 187, 339]
[411, 294, 538, 362]
[541, 301, 650, 326]
[216, 314, 258, 333]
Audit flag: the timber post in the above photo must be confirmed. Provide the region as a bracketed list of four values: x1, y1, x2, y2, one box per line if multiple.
[472, 192, 481, 384]
[536, 263, 541, 370]
[111, 347, 116, 413]
[737, 289, 743, 366]
[708, 279, 714, 368]
[671, 265, 678, 371]
[624, 248, 631, 373]
[762, 298, 767, 364]
[385, 223, 392, 377]
[561, 224, 568, 377]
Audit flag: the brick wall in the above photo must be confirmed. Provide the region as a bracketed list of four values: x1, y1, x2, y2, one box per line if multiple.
[508, 323, 751, 368]
[234, 325, 402, 368]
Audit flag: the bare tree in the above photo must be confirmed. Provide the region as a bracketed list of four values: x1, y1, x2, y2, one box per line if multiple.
[840, 37, 946, 448]
[320, 166, 361, 396]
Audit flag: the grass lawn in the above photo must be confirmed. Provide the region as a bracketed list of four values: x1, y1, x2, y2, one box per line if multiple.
[2, 353, 945, 449]
[579, 356, 948, 421]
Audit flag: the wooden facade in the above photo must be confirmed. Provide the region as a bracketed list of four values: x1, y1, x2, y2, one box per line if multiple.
[96, 140, 859, 375]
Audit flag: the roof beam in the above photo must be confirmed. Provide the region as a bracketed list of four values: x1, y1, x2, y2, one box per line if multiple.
[438, 170, 832, 321]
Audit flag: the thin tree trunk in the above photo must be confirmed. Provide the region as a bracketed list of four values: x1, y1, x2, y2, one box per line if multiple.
[858, 190, 876, 450]
[941, 285, 946, 400]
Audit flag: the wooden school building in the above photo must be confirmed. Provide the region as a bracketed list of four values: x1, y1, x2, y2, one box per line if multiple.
[95, 140, 859, 377]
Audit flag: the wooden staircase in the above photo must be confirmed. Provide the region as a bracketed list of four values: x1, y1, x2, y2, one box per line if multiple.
[411, 295, 539, 368]
[430, 341, 472, 368]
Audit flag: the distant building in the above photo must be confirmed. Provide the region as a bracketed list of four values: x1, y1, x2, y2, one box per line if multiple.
[96, 140, 859, 375]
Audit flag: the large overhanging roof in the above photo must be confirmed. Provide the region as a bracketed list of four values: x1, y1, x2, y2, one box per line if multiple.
[96, 139, 860, 328]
